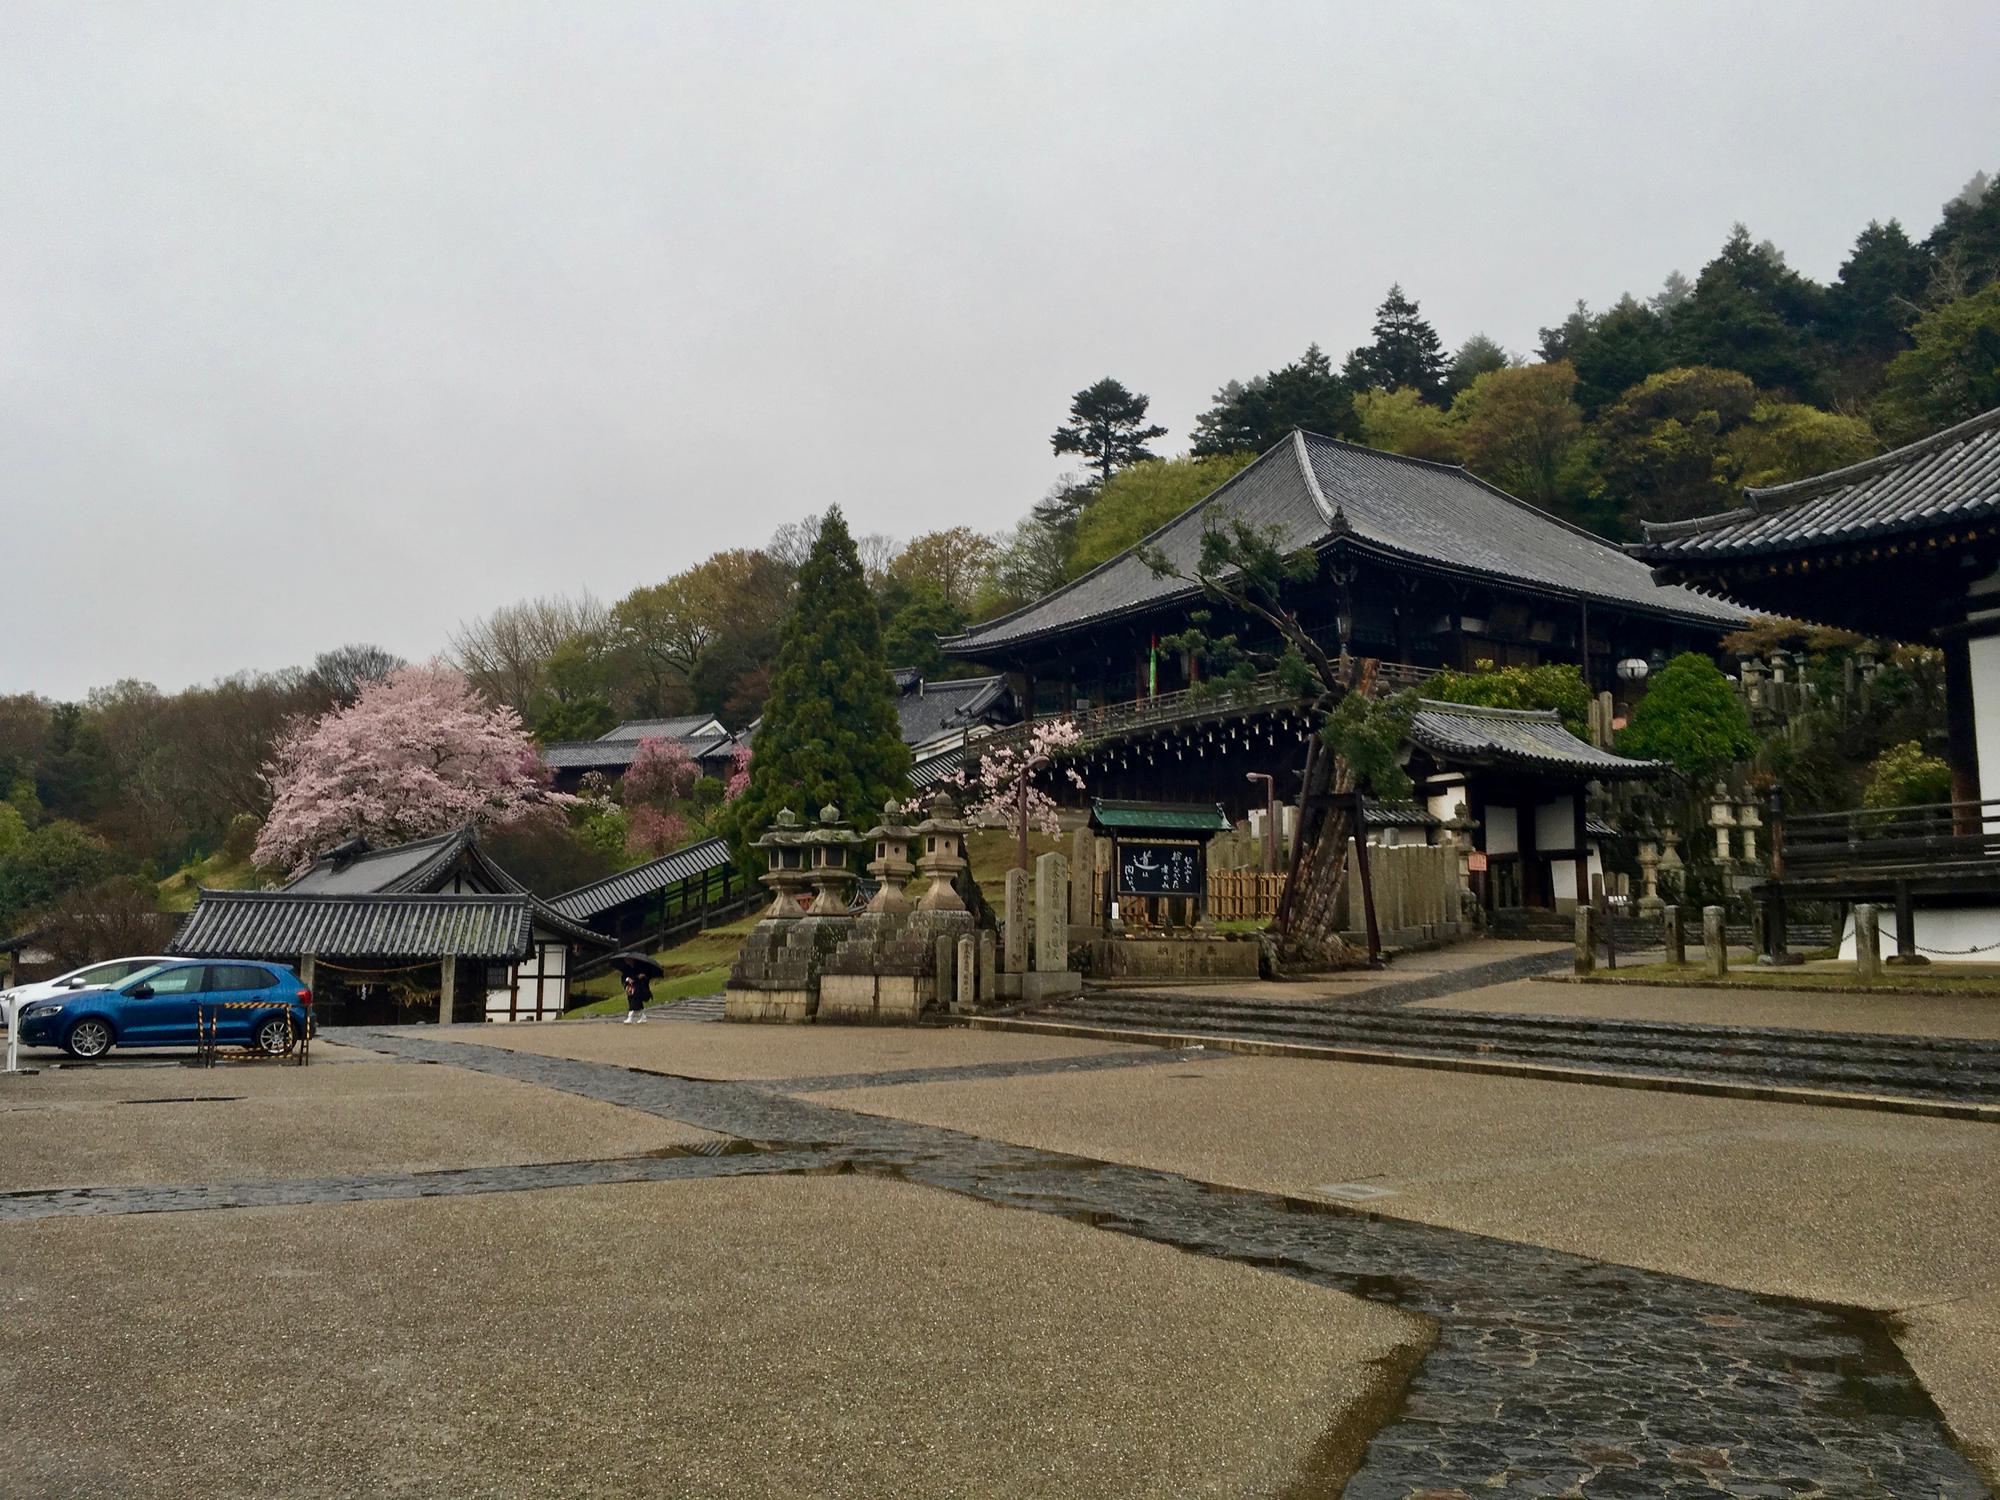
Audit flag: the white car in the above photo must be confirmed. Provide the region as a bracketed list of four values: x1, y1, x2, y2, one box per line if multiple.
[1, 956, 175, 1027]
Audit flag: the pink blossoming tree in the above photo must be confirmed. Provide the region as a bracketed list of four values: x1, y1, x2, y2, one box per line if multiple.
[959, 719, 1085, 863]
[254, 663, 570, 870]
[723, 743, 752, 802]
[625, 805, 690, 859]
[623, 737, 700, 808]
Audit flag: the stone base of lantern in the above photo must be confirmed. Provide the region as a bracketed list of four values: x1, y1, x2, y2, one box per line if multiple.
[723, 913, 854, 1023]
[815, 908, 977, 1023]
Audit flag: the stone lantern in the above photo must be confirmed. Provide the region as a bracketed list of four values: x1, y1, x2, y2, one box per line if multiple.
[912, 791, 969, 913]
[802, 804, 862, 916]
[1736, 795, 1762, 865]
[752, 808, 811, 919]
[1636, 840, 1664, 915]
[862, 799, 920, 915]
[1710, 782, 1737, 865]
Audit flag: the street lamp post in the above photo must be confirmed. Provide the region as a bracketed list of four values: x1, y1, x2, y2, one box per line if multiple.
[1246, 771, 1277, 873]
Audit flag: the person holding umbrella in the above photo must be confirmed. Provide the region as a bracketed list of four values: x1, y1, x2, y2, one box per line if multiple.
[610, 952, 665, 1024]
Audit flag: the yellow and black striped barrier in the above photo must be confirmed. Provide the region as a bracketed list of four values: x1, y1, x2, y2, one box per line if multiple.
[193, 1000, 312, 1069]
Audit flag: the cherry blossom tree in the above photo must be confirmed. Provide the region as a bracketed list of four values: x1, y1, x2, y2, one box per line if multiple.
[723, 743, 752, 802]
[623, 736, 700, 807]
[254, 663, 570, 870]
[959, 719, 1085, 867]
[625, 805, 690, 859]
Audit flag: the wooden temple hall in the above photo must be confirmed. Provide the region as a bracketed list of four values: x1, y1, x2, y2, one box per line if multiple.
[940, 431, 1743, 821]
[1639, 405, 2000, 961]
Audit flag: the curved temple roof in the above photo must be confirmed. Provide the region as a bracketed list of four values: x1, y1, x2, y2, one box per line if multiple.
[944, 431, 1741, 658]
[169, 891, 614, 961]
[1637, 406, 2000, 565]
[1408, 700, 1662, 780]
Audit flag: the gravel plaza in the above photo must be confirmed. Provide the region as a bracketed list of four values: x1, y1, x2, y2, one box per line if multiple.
[3, 947, 1997, 1498]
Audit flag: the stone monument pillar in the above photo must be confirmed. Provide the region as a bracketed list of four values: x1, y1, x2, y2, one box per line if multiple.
[1002, 868, 1028, 975]
[1853, 903, 1881, 981]
[1702, 905, 1728, 978]
[1022, 850, 1082, 1002]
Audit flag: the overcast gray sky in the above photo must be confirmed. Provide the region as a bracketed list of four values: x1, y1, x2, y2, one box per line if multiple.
[4, 1, 1995, 699]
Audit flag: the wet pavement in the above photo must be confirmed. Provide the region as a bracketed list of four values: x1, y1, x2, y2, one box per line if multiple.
[351, 1033, 1998, 1493]
[6, 1023, 1989, 1495]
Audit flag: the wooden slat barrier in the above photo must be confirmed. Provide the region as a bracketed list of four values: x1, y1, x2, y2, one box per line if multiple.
[1205, 869, 1287, 922]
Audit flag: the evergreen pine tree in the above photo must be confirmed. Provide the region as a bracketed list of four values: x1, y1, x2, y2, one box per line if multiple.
[725, 508, 910, 852]
[1343, 285, 1448, 403]
[1050, 378, 1168, 485]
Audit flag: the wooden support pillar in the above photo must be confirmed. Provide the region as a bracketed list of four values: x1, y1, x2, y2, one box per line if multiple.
[438, 956, 456, 1025]
[299, 954, 316, 990]
[1570, 789, 1590, 918]
[1942, 635, 1981, 827]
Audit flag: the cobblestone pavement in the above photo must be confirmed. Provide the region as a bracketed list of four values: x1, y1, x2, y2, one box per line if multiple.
[1008, 989, 2000, 1108]
[323, 1030, 1985, 1496]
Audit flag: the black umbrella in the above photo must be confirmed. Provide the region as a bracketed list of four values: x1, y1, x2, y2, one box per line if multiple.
[608, 951, 666, 980]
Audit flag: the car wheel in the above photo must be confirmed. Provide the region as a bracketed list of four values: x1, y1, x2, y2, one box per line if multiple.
[65, 1018, 114, 1059]
[253, 1015, 296, 1056]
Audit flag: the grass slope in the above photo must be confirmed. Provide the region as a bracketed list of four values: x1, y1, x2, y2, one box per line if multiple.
[158, 851, 263, 912]
[564, 913, 762, 1017]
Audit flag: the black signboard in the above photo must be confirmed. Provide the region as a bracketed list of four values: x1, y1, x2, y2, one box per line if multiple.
[1117, 841, 1202, 896]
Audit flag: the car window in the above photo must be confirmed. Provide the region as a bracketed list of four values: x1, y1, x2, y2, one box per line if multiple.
[132, 965, 208, 996]
[211, 965, 272, 992]
[118, 964, 171, 990]
[76, 961, 145, 987]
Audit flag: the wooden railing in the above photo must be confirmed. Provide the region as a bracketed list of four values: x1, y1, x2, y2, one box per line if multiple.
[976, 661, 1439, 761]
[1779, 797, 2000, 878]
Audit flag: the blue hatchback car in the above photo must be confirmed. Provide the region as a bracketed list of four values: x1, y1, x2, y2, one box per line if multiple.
[15, 960, 314, 1059]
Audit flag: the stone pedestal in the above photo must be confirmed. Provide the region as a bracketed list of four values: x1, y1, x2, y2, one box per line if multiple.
[725, 912, 852, 1023]
[1662, 904, 1685, 965]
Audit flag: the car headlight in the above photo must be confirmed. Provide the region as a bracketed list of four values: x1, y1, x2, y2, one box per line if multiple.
[23, 1002, 63, 1018]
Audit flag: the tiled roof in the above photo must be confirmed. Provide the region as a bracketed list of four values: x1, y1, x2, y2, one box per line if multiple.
[895, 673, 1013, 748]
[172, 890, 612, 959]
[547, 837, 735, 922]
[1090, 799, 1234, 834]
[284, 826, 522, 896]
[908, 746, 965, 791]
[172, 892, 537, 960]
[1361, 800, 1440, 829]
[1408, 700, 1662, 780]
[1637, 406, 2000, 563]
[597, 715, 728, 744]
[544, 722, 739, 772]
[943, 431, 1741, 656]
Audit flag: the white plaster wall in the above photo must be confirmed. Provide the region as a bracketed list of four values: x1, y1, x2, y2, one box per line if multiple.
[1485, 805, 1518, 856]
[1549, 845, 1606, 905]
[1971, 633, 2000, 797]
[1535, 796, 1580, 854]
[1426, 781, 1466, 823]
[1837, 903, 2000, 963]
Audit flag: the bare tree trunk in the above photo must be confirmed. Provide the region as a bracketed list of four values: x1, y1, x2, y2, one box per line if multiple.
[1274, 735, 1357, 967]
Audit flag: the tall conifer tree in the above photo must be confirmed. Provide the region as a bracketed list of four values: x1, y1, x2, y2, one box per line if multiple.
[726, 508, 910, 851]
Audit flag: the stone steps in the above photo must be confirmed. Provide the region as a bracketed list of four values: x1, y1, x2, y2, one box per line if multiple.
[1020, 992, 2000, 1103]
